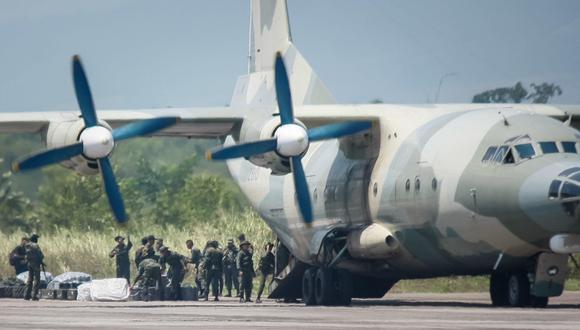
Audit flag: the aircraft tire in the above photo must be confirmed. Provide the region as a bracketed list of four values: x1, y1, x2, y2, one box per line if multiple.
[334, 269, 353, 306]
[314, 268, 336, 305]
[489, 272, 509, 307]
[507, 272, 530, 307]
[302, 267, 317, 306]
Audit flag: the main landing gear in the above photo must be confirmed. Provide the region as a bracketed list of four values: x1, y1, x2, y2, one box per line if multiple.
[490, 272, 548, 308]
[302, 267, 353, 306]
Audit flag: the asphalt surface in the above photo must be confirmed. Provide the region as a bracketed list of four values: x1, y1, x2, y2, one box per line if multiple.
[1, 292, 580, 329]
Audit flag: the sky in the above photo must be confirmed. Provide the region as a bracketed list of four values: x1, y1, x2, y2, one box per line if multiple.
[0, 0, 579, 112]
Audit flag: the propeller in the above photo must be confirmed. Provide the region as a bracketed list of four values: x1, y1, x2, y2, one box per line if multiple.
[206, 52, 371, 224]
[12, 55, 179, 224]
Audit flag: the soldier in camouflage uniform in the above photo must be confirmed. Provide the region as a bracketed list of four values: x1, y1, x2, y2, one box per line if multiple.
[159, 246, 186, 300]
[203, 240, 224, 301]
[256, 242, 275, 303]
[24, 234, 44, 301]
[222, 239, 240, 297]
[186, 240, 202, 291]
[133, 258, 162, 302]
[135, 236, 155, 267]
[109, 235, 133, 283]
[236, 240, 254, 303]
[9, 237, 29, 275]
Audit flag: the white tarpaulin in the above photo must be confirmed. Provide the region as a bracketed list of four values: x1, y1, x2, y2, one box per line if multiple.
[89, 278, 130, 301]
[76, 282, 92, 302]
[16, 271, 53, 284]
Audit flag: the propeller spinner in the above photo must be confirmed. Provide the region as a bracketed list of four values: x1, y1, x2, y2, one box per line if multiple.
[207, 53, 371, 224]
[12, 55, 179, 224]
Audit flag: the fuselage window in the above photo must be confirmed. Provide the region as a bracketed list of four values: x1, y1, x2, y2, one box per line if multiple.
[561, 141, 577, 154]
[415, 178, 421, 191]
[540, 141, 558, 154]
[493, 146, 508, 163]
[514, 143, 535, 159]
[405, 179, 411, 192]
[431, 178, 437, 191]
[482, 146, 498, 162]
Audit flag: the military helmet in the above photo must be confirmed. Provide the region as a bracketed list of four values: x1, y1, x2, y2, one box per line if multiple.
[29, 233, 40, 243]
[159, 246, 169, 253]
[240, 240, 251, 247]
[114, 235, 124, 242]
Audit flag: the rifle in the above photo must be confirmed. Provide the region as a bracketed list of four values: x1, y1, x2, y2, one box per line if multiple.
[41, 263, 48, 282]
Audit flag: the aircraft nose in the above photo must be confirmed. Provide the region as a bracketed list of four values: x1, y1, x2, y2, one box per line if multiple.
[520, 164, 580, 225]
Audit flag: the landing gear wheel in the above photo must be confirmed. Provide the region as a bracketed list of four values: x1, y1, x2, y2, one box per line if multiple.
[335, 270, 353, 306]
[490, 272, 509, 307]
[529, 295, 549, 308]
[302, 267, 316, 306]
[314, 268, 336, 306]
[507, 272, 530, 307]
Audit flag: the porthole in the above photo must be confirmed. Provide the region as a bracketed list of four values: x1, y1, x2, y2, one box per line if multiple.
[373, 182, 378, 196]
[405, 179, 411, 191]
[432, 178, 437, 191]
[415, 178, 421, 191]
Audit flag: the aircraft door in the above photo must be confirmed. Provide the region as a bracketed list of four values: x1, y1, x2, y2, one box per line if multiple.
[345, 162, 372, 225]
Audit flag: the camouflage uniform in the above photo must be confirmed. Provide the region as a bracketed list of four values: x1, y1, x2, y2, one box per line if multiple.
[257, 250, 275, 301]
[9, 243, 27, 275]
[109, 237, 133, 283]
[159, 250, 186, 300]
[189, 246, 202, 291]
[222, 242, 240, 297]
[204, 244, 224, 301]
[236, 243, 254, 302]
[196, 258, 207, 298]
[24, 242, 44, 300]
[135, 239, 155, 268]
[135, 258, 162, 301]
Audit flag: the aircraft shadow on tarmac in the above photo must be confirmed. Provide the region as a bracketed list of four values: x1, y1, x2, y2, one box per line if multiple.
[351, 299, 580, 309]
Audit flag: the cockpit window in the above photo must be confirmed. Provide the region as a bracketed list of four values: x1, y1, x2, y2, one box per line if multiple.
[514, 143, 535, 159]
[503, 148, 515, 164]
[482, 146, 497, 162]
[560, 182, 580, 199]
[561, 142, 577, 154]
[539, 142, 559, 154]
[493, 146, 508, 163]
[549, 180, 561, 199]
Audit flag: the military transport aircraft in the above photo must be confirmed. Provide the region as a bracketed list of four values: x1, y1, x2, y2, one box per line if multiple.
[2, 0, 580, 307]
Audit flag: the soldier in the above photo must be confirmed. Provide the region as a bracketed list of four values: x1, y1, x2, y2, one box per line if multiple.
[133, 258, 162, 302]
[155, 238, 164, 253]
[24, 234, 44, 301]
[186, 240, 202, 290]
[236, 240, 254, 303]
[256, 242, 275, 303]
[9, 237, 29, 275]
[134, 237, 152, 267]
[222, 239, 239, 297]
[159, 246, 186, 300]
[204, 240, 224, 301]
[109, 235, 133, 283]
[147, 235, 156, 246]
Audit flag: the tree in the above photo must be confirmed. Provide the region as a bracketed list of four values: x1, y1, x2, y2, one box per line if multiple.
[0, 164, 39, 233]
[472, 82, 562, 104]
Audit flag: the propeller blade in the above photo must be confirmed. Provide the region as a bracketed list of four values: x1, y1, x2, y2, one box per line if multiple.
[72, 55, 98, 128]
[113, 117, 180, 141]
[290, 156, 313, 224]
[274, 53, 294, 125]
[308, 121, 372, 142]
[207, 138, 278, 161]
[98, 157, 127, 223]
[12, 142, 84, 173]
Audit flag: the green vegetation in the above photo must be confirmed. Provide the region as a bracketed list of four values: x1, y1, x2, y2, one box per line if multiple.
[472, 81, 562, 104]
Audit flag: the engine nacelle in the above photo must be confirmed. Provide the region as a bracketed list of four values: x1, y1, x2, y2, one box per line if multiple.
[346, 224, 400, 259]
[45, 119, 112, 176]
[238, 115, 308, 175]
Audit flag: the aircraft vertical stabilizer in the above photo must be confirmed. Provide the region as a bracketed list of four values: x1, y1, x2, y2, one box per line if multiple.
[231, 0, 335, 107]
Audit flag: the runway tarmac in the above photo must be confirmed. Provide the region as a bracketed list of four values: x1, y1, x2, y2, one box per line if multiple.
[1, 292, 580, 329]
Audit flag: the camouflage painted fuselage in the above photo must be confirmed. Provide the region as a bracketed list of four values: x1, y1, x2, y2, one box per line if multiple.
[227, 105, 580, 280]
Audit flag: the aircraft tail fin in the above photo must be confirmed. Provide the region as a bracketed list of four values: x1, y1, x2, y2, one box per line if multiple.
[231, 0, 335, 107]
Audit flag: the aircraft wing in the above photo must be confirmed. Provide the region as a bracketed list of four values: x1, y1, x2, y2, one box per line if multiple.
[0, 107, 244, 138]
